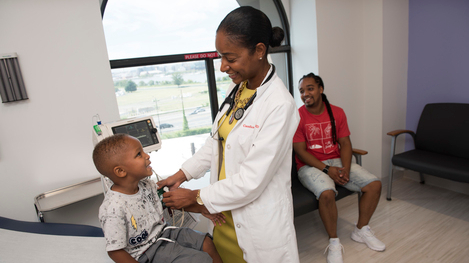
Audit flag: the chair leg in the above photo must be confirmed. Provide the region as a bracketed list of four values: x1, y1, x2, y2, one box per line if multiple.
[387, 137, 397, 201]
[387, 165, 393, 201]
[419, 172, 425, 184]
[356, 155, 362, 166]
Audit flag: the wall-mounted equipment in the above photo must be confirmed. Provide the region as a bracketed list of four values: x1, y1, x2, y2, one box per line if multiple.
[0, 53, 28, 103]
[92, 115, 162, 153]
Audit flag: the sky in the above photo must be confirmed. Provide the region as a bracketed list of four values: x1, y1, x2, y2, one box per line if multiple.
[102, 0, 240, 60]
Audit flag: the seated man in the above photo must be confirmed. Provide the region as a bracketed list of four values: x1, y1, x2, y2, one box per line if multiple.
[293, 73, 385, 263]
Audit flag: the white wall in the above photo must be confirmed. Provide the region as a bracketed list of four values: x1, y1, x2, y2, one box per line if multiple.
[288, 0, 408, 178]
[0, 0, 119, 221]
[382, 0, 409, 178]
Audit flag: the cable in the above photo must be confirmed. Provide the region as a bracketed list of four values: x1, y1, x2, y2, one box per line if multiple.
[154, 169, 187, 228]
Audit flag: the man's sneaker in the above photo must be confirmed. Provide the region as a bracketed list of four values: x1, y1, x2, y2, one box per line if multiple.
[351, 225, 385, 251]
[324, 238, 344, 263]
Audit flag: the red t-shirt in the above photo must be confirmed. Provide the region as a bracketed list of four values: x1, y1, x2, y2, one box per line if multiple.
[293, 103, 350, 170]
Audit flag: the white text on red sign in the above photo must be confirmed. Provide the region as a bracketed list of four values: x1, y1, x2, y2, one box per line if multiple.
[184, 52, 219, 60]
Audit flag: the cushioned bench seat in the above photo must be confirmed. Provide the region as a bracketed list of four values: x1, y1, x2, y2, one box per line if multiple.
[387, 103, 469, 200]
[393, 149, 469, 183]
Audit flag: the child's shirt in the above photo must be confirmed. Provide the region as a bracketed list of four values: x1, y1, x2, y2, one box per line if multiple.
[293, 103, 350, 170]
[99, 178, 165, 259]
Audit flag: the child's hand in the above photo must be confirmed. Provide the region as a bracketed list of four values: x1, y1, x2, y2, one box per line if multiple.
[202, 211, 226, 226]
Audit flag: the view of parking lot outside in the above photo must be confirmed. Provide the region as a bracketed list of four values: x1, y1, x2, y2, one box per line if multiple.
[112, 60, 229, 137]
[103, 0, 239, 179]
[110, 60, 232, 178]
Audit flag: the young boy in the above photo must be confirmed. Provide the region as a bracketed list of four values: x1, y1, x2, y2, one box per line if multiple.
[92, 134, 223, 263]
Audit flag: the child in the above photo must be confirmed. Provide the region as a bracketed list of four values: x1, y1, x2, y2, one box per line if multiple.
[92, 134, 223, 263]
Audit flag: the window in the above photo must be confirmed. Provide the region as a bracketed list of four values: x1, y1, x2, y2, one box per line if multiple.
[102, 0, 292, 182]
[103, 0, 239, 60]
[112, 61, 216, 128]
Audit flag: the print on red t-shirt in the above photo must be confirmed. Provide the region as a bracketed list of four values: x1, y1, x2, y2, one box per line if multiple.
[293, 103, 351, 170]
[305, 121, 335, 154]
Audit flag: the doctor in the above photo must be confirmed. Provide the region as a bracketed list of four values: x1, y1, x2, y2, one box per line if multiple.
[159, 6, 300, 263]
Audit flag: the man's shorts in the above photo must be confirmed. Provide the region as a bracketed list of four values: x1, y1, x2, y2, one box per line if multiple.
[297, 158, 380, 199]
[138, 226, 212, 263]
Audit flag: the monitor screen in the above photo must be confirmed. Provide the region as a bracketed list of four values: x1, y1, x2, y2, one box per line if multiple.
[111, 119, 159, 147]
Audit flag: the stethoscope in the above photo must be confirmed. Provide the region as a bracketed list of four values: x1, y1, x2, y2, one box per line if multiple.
[211, 64, 276, 141]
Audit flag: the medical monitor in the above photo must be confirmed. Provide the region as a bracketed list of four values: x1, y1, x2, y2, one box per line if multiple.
[92, 116, 162, 153]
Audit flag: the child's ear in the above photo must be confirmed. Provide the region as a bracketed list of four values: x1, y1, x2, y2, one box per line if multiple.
[113, 166, 127, 178]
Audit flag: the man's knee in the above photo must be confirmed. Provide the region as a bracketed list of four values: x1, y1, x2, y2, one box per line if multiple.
[318, 189, 336, 203]
[362, 180, 381, 194]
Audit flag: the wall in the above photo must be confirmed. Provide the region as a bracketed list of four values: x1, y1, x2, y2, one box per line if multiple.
[406, 0, 469, 146]
[382, 0, 409, 178]
[361, 0, 385, 177]
[404, 0, 469, 194]
[0, 0, 119, 221]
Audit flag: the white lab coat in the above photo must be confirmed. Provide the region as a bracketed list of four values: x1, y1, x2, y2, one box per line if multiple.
[181, 71, 300, 263]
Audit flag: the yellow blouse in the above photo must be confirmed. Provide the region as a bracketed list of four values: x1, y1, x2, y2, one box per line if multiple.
[212, 82, 255, 263]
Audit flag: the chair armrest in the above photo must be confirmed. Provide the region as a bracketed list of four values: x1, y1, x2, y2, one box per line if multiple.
[387, 129, 415, 137]
[387, 129, 416, 159]
[352, 148, 368, 155]
[352, 148, 367, 165]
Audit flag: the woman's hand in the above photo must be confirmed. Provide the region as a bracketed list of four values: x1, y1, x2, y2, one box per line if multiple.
[162, 188, 197, 210]
[327, 166, 349, 185]
[202, 211, 226, 226]
[185, 203, 226, 226]
[157, 170, 187, 191]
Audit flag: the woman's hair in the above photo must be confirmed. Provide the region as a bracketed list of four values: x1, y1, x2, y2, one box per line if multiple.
[217, 6, 284, 55]
[299, 73, 338, 145]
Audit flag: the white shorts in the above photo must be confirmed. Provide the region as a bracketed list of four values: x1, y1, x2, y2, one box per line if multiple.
[297, 158, 380, 199]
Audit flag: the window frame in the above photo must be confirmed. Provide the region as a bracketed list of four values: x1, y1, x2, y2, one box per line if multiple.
[101, 0, 293, 122]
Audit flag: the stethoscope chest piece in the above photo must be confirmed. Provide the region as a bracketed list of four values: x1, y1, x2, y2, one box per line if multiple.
[234, 107, 245, 121]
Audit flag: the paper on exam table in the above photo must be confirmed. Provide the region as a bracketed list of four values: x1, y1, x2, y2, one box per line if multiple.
[0, 228, 113, 263]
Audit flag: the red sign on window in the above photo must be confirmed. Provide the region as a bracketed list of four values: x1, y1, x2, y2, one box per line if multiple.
[184, 52, 219, 60]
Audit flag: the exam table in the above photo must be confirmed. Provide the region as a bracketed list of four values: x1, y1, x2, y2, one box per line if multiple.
[0, 216, 112, 263]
